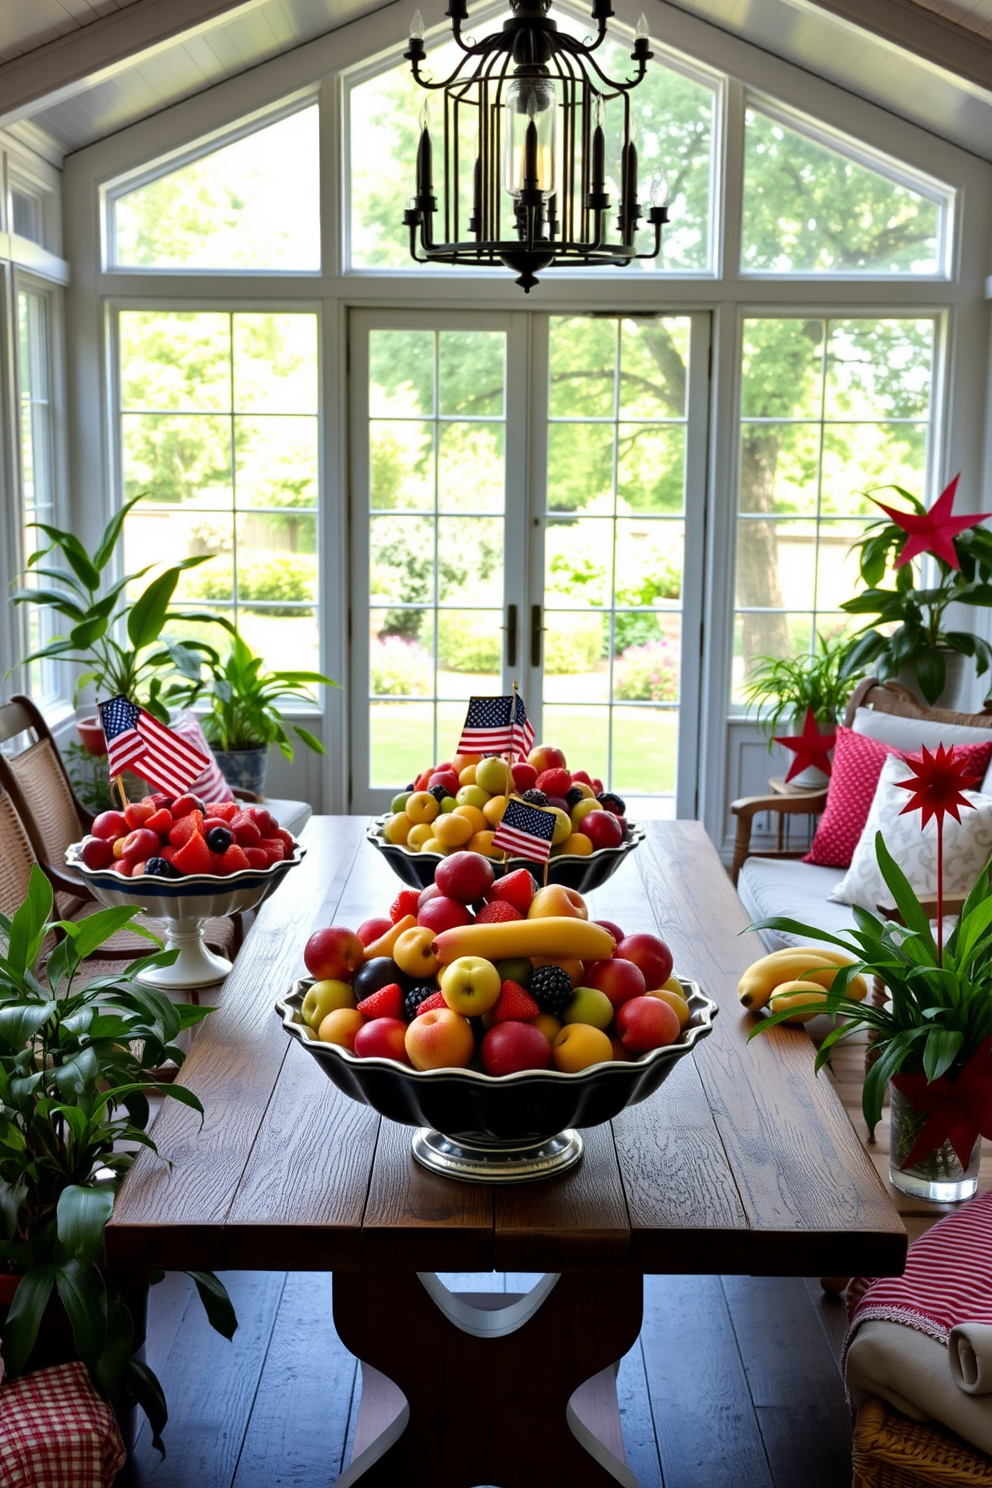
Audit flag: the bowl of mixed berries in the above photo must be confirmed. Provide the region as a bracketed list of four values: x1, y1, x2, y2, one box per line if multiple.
[370, 743, 643, 893]
[277, 850, 716, 1184]
[67, 791, 304, 988]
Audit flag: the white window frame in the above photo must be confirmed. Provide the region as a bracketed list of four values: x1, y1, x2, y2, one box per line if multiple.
[55, 0, 992, 836]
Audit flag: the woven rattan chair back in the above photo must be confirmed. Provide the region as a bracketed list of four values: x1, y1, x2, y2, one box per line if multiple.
[0, 696, 90, 918]
[0, 790, 57, 959]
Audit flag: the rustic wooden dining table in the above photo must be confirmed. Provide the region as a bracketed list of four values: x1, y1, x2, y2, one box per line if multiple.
[106, 816, 907, 1487]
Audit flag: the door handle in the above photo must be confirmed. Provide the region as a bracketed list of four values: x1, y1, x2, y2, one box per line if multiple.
[531, 604, 543, 668]
[504, 604, 518, 668]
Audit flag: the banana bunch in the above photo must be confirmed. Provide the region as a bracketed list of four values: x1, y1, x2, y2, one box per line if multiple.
[738, 945, 868, 1023]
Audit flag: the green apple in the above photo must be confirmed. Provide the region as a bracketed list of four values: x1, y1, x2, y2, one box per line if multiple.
[475, 756, 513, 795]
[562, 986, 613, 1030]
[302, 979, 357, 1029]
[495, 956, 532, 988]
[550, 807, 572, 845]
[456, 784, 490, 810]
[440, 796, 457, 812]
[391, 790, 412, 813]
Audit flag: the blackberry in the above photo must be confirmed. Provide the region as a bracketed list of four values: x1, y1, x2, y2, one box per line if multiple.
[403, 981, 438, 1021]
[530, 964, 573, 1016]
[145, 857, 180, 879]
[428, 784, 448, 802]
[598, 791, 626, 815]
[565, 786, 584, 808]
[521, 788, 548, 807]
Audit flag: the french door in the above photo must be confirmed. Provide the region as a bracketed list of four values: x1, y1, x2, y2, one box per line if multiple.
[349, 308, 710, 818]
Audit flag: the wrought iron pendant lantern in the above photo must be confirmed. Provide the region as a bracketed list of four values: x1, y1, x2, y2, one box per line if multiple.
[403, 0, 668, 292]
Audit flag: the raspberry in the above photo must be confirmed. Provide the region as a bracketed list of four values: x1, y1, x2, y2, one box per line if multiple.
[475, 900, 523, 924]
[260, 838, 287, 862]
[521, 789, 548, 806]
[245, 847, 269, 869]
[536, 767, 572, 798]
[231, 812, 262, 847]
[205, 801, 239, 822]
[491, 981, 540, 1023]
[530, 964, 573, 1016]
[390, 888, 422, 923]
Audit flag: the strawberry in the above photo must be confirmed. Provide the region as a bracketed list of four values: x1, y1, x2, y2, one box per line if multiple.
[244, 847, 269, 869]
[485, 868, 536, 916]
[172, 833, 214, 876]
[168, 811, 204, 847]
[475, 900, 523, 924]
[171, 793, 206, 819]
[571, 770, 594, 787]
[217, 843, 251, 874]
[535, 767, 572, 798]
[145, 807, 173, 837]
[357, 982, 405, 1020]
[205, 801, 239, 821]
[414, 991, 447, 1015]
[231, 812, 262, 847]
[274, 827, 296, 852]
[492, 981, 540, 1023]
[390, 888, 422, 923]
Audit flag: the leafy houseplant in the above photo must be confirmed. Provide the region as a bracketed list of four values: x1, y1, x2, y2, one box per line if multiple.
[743, 631, 854, 739]
[0, 866, 236, 1452]
[173, 631, 336, 792]
[748, 746, 992, 1199]
[840, 477, 992, 707]
[10, 493, 227, 721]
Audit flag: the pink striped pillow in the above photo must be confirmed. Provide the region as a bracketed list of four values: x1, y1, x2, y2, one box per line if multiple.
[803, 726, 992, 870]
[171, 712, 235, 804]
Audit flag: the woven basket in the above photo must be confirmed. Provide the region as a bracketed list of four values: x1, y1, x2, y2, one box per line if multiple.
[853, 1395, 992, 1486]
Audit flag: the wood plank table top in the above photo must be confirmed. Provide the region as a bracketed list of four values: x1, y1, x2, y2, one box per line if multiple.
[106, 817, 907, 1281]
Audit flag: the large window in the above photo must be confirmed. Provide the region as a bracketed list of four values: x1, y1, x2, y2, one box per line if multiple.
[16, 286, 59, 701]
[118, 309, 320, 672]
[733, 316, 937, 700]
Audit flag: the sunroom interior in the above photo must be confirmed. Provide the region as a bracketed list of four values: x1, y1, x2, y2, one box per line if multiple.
[2, 0, 992, 1482]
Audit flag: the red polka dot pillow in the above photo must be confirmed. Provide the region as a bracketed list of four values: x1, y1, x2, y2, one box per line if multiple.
[803, 727, 992, 869]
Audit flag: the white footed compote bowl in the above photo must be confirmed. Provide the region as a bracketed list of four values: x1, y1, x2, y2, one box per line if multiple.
[66, 843, 305, 988]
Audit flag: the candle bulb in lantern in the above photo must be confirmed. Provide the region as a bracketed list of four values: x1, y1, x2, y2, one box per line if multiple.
[410, 8, 424, 39]
[591, 96, 606, 193]
[417, 98, 433, 196]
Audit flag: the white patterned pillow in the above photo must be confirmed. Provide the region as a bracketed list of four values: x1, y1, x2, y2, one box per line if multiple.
[828, 754, 992, 911]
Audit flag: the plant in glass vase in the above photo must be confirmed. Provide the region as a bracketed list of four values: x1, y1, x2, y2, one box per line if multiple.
[748, 744, 992, 1202]
[0, 866, 236, 1452]
[840, 474, 992, 706]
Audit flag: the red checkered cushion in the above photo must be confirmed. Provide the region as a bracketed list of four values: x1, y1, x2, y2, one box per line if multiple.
[803, 726, 992, 870]
[0, 1360, 125, 1487]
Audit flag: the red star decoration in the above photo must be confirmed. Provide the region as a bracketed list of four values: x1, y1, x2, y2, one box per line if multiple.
[773, 706, 836, 784]
[893, 743, 981, 829]
[873, 474, 992, 571]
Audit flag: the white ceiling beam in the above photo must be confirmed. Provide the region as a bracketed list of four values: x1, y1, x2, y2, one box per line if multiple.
[0, 0, 270, 126]
[798, 0, 992, 93]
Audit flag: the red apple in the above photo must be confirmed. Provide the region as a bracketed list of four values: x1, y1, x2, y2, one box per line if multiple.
[353, 1017, 410, 1064]
[417, 882, 442, 908]
[586, 957, 646, 1011]
[91, 810, 128, 841]
[616, 933, 674, 991]
[581, 810, 624, 851]
[357, 916, 392, 947]
[417, 895, 474, 933]
[594, 919, 625, 943]
[120, 828, 161, 867]
[511, 762, 538, 793]
[428, 769, 459, 796]
[481, 1022, 552, 1076]
[123, 800, 156, 830]
[435, 850, 495, 905]
[80, 835, 115, 870]
[304, 926, 365, 981]
[405, 1007, 474, 1070]
[616, 995, 680, 1053]
[527, 745, 567, 773]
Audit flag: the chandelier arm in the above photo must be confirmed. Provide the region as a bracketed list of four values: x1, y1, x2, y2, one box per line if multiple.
[409, 38, 510, 92]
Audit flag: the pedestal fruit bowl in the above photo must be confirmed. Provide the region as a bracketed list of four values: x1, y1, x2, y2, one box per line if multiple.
[277, 975, 717, 1182]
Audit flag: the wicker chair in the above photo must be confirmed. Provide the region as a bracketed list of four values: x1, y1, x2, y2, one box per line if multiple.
[0, 696, 240, 964]
[853, 1394, 992, 1487]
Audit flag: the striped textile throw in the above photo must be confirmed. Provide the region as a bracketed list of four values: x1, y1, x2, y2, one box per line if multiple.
[171, 712, 235, 803]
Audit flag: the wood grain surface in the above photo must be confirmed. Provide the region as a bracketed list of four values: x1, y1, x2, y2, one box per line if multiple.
[106, 818, 907, 1280]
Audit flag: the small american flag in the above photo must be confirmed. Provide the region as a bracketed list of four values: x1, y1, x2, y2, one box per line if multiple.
[98, 695, 209, 795]
[457, 693, 535, 761]
[492, 797, 557, 865]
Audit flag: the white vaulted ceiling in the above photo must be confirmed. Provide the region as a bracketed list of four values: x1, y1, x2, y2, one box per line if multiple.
[0, 0, 991, 160]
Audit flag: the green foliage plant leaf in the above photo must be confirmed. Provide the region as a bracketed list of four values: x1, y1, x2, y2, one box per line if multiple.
[55, 1258, 108, 1372]
[188, 1271, 238, 1339]
[3, 1267, 56, 1375]
[56, 1186, 114, 1268]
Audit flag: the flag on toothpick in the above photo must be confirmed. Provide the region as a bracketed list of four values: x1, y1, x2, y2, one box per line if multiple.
[98, 695, 209, 795]
[492, 797, 556, 865]
[457, 693, 535, 761]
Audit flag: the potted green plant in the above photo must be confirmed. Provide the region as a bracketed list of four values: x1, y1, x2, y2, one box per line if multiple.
[9, 493, 229, 731]
[743, 632, 854, 786]
[840, 475, 992, 707]
[174, 631, 337, 795]
[748, 745, 992, 1202]
[0, 866, 236, 1453]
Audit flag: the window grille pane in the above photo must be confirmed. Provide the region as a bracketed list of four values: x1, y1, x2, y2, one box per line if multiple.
[16, 289, 57, 700]
[113, 108, 320, 270]
[742, 107, 943, 275]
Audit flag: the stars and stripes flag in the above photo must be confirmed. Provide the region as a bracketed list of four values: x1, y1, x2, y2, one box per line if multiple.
[98, 695, 209, 795]
[456, 693, 535, 761]
[492, 797, 557, 865]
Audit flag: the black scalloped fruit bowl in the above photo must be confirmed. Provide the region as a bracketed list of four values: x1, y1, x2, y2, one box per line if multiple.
[366, 815, 645, 893]
[276, 975, 718, 1147]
